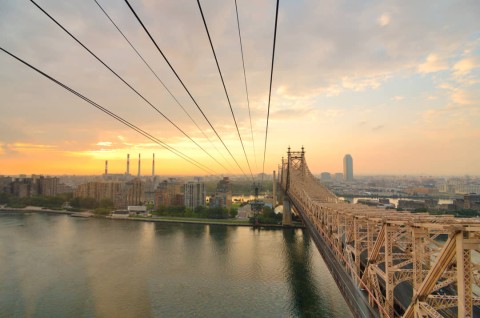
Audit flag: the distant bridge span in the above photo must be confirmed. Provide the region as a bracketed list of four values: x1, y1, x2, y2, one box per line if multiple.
[278, 147, 480, 318]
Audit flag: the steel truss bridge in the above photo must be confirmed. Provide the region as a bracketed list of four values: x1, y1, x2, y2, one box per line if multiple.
[278, 148, 480, 318]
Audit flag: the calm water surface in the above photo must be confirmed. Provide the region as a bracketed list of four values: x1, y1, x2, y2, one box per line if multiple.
[0, 213, 352, 317]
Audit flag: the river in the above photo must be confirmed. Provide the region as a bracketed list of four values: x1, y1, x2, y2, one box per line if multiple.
[0, 212, 352, 317]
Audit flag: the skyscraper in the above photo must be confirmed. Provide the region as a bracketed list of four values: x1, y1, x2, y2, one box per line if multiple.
[343, 154, 353, 181]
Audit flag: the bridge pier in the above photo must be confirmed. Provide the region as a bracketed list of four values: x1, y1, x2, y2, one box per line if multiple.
[283, 198, 292, 226]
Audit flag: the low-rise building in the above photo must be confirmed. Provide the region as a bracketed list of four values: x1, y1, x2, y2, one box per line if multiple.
[398, 200, 426, 211]
[464, 194, 480, 211]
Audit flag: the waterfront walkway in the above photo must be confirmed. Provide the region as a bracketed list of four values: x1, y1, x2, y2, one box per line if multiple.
[0, 207, 304, 229]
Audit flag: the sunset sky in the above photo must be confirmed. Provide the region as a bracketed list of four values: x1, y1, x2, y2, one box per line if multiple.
[1, 0, 479, 177]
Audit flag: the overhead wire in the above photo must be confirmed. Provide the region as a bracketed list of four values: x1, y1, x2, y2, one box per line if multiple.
[196, 0, 254, 181]
[29, 0, 229, 173]
[123, 0, 249, 179]
[233, 0, 257, 171]
[92, 0, 235, 172]
[0, 47, 216, 175]
[261, 0, 280, 184]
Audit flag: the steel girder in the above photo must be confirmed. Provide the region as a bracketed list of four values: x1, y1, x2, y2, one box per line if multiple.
[279, 149, 480, 318]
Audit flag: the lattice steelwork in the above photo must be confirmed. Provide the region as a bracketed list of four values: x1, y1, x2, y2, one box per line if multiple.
[279, 148, 480, 318]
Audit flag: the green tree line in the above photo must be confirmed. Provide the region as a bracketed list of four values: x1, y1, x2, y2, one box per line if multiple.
[0, 192, 72, 209]
[152, 205, 238, 219]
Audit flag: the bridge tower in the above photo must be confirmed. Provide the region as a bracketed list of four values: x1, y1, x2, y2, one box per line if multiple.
[282, 147, 306, 226]
[278, 160, 285, 203]
[282, 147, 293, 225]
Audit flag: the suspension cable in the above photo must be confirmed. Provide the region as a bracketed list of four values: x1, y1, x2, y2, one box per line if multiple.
[123, 0, 249, 179]
[93, 0, 234, 172]
[0, 47, 216, 175]
[196, 0, 254, 181]
[233, 0, 257, 171]
[30, 0, 229, 173]
[261, 0, 280, 184]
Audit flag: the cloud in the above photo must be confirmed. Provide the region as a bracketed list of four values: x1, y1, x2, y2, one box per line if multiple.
[271, 107, 317, 121]
[0, 142, 57, 157]
[378, 14, 391, 27]
[1, 0, 480, 174]
[96, 141, 113, 147]
[341, 76, 382, 91]
[10, 143, 57, 150]
[372, 125, 384, 131]
[0, 143, 20, 157]
[453, 57, 479, 76]
[451, 88, 478, 105]
[418, 54, 449, 73]
[323, 109, 346, 118]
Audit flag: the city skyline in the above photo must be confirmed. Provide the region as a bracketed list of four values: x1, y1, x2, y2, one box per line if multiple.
[1, 0, 479, 176]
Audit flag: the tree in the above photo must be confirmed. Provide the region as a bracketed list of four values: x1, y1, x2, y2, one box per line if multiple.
[70, 197, 97, 209]
[207, 206, 228, 219]
[99, 198, 114, 209]
[229, 207, 238, 218]
[0, 192, 11, 204]
[194, 205, 207, 217]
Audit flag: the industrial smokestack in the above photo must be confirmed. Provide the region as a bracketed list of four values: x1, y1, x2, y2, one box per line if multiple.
[105, 160, 108, 175]
[138, 153, 141, 177]
[273, 170, 276, 206]
[126, 154, 130, 175]
[152, 153, 155, 177]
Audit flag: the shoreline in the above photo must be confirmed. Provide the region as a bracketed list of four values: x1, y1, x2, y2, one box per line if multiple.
[0, 207, 72, 215]
[0, 207, 304, 229]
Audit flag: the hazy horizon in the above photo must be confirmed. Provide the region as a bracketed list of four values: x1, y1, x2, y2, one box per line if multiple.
[1, 0, 479, 176]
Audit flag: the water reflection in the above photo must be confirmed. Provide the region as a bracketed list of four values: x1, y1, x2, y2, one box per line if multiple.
[0, 214, 352, 317]
[282, 229, 328, 317]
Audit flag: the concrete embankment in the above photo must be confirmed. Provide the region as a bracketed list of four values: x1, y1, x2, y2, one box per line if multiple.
[0, 206, 72, 215]
[111, 216, 304, 229]
[0, 207, 304, 229]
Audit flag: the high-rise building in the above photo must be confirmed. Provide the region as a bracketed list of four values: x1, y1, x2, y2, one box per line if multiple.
[184, 178, 206, 210]
[38, 176, 59, 196]
[125, 178, 145, 207]
[74, 180, 123, 203]
[154, 178, 183, 208]
[343, 154, 353, 181]
[210, 177, 232, 209]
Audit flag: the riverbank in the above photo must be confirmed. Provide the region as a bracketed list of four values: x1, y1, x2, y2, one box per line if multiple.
[0, 207, 304, 229]
[0, 206, 72, 215]
[122, 216, 304, 228]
